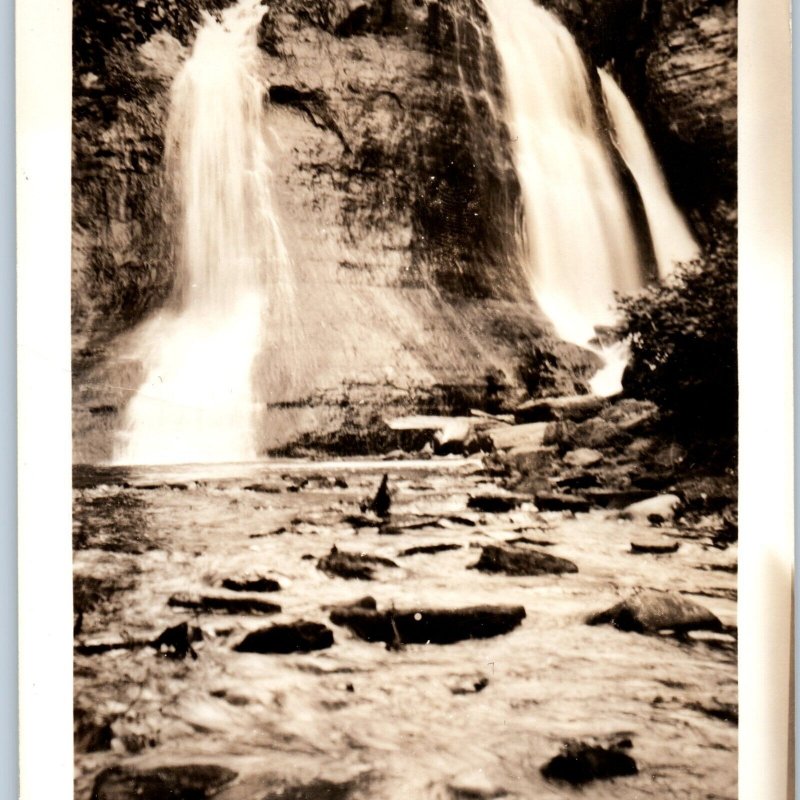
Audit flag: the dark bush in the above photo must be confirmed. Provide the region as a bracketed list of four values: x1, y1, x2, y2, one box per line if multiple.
[616, 235, 737, 464]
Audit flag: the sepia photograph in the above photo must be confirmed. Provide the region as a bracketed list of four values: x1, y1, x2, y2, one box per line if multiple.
[33, 0, 780, 795]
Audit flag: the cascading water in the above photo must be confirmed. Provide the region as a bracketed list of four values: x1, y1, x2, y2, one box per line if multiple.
[113, 0, 294, 466]
[482, 0, 697, 395]
[598, 69, 699, 278]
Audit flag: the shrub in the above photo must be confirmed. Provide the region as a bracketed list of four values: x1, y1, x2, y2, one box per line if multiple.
[615, 235, 737, 464]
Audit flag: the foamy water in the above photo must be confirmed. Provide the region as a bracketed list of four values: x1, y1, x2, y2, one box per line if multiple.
[74, 460, 736, 799]
[114, 0, 294, 465]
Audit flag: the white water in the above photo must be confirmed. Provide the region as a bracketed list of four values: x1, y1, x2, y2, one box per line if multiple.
[114, 0, 293, 466]
[483, 0, 697, 395]
[599, 69, 699, 279]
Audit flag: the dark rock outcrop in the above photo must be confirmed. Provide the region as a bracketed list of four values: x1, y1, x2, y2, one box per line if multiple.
[587, 590, 722, 634]
[234, 621, 335, 654]
[466, 494, 525, 513]
[534, 492, 590, 514]
[330, 604, 526, 645]
[91, 764, 237, 800]
[220, 576, 281, 593]
[471, 545, 578, 576]
[541, 740, 638, 786]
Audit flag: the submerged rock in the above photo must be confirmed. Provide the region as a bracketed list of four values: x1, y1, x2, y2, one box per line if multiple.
[587, 590, 722, 634]
[221, 576, 281, 593]
[258, 777, 362, 800]
[234, 621, 334, 654]
[317, 545, 398, 580]
[541, 741, 638, 785]
[91, 764, 237, 800]
[167, 593, 281, 615]
[330, 605, 526, 645]
[471, 545, 578, 576]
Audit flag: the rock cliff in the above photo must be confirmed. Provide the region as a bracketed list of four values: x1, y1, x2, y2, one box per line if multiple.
[71, 0, 736, 460]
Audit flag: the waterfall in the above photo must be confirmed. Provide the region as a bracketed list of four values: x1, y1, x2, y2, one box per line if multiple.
[482, 0, 697, 394]
[598, 69, 700, 278]
[114, 0, 293, 466]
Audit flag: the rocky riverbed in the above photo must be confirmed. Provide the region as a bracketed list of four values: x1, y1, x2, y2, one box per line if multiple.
[74, 423, 737, 799]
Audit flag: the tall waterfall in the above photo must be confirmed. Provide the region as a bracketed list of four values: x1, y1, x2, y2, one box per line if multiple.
[482, 0, 697, 392]
[114, 0, 293, 466]
[598, 69, 700, 278]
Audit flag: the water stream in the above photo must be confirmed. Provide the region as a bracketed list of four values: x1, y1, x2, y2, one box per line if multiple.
[114, 0, 293, 466]
[482, 0, 698, 394]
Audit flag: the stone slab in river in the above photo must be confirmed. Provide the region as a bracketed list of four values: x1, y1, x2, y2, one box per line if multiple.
[471, 544, 578, 576]
[330, 604, 526, 645]
[92, 764, 237, 800]
[235, 621, 335, 654]
[586, 590, 722, 634]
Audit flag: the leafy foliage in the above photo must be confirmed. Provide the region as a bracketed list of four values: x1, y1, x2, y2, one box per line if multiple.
[616, 236, 737, 460]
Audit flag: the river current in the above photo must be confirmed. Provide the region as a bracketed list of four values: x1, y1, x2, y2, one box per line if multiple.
[74, 457, 736, 799]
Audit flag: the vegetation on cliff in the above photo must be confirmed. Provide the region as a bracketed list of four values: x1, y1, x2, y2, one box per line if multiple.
[617, 235, 737, 465]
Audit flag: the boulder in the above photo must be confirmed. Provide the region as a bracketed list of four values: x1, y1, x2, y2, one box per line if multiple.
[221, 576, 281, 593]
[586, 590, 722, 634]
[168, 593, 281, 615]
[541, 741, 637, 785]
[485, 422, 550, 451]
[434, 417, 474, 455]
[317, 545, 398, 580]
[234, 621, 335, 654]
[534, 492, 590, 513]
[448, 770, 506, 798]
[471, 545, 578, 576]
[91, 764, 237, 800]
[599, 399, 659, 432]
[562, 447, 603, 467]
[330, 605, 526, 645]
[567, 417, 628, 449]
[630, 538, 680, 555]
[515, 394, 607, 423]
[467, 494, 527, 513]
[619, 494, 681, 523]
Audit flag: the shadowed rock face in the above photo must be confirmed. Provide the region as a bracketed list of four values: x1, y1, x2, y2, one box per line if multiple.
[330, 604, 526, 644]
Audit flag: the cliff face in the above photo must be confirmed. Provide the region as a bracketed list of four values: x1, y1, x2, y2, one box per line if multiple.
[71, 0, 737, 459]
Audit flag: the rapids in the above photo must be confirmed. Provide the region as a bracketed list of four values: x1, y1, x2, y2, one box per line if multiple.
[74, 460, 736, 799]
